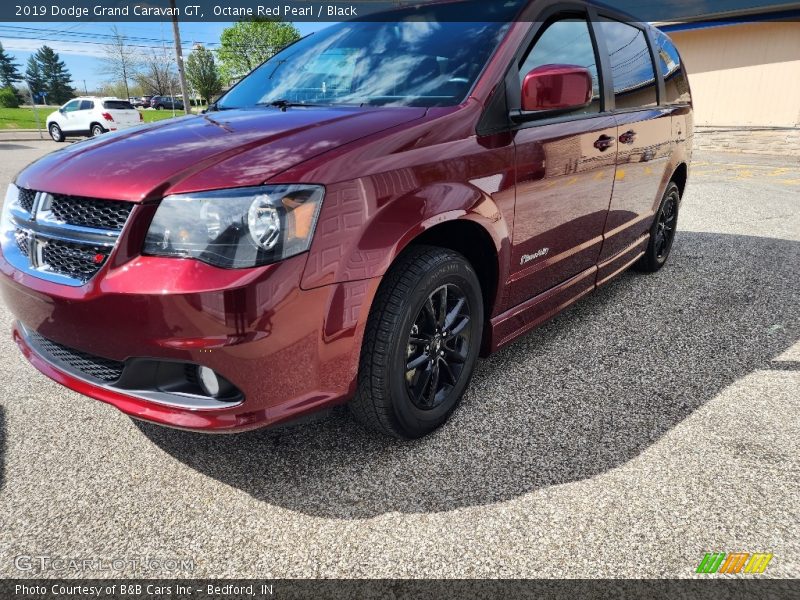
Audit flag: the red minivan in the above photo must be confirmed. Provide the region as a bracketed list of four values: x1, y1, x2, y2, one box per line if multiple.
[0, 0, 691, 438]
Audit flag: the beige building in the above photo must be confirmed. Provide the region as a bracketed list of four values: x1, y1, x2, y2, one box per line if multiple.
[661, 11, 800, 127]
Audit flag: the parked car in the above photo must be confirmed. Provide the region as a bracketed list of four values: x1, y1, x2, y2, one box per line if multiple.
[139, 95, 154, 109]
[46, 97, 143, 141]
[129, 97, 145, 108]
[0, 0, 692, 438]
[150, 95, 184, 110]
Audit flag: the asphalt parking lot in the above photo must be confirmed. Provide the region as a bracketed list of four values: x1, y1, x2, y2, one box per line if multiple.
[0, 140, 797, 579]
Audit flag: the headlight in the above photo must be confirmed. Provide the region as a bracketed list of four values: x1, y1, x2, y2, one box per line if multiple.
[143, 185, 324, 269]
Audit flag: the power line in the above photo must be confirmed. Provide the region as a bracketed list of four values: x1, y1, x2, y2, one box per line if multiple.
[0, 31, 290, 52]
[0, 24, 217, 46]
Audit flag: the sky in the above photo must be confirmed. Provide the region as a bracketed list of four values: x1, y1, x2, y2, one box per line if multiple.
[0, 21, 331, 92]
[1, 0, 797, 92]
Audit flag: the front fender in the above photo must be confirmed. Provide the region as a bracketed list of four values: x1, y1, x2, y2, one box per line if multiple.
[300, 179, 512, 292]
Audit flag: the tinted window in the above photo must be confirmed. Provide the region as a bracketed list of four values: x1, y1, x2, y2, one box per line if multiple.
[103, 100, 134, 110]
[79, 100, 94, 110]
[219, 6, 517, 109]
[519, 18, 601, 116]
[62, 100, 79, 112]
[654, 30, 691, 105]
[599, 20, 657, 110]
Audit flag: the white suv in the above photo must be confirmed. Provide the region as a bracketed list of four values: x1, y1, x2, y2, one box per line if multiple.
[47, 97, 143, 142]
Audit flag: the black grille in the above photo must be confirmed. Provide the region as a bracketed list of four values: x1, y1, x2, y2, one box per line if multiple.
[18, 188, 36, 213]
[41, 239, 110, 282]
[28, 331, 124, 383]
[50, 194, 133, 230]
[14, 228, 30, 256]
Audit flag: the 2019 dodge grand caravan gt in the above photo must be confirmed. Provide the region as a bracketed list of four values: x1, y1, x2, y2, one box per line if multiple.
[0, 0, 692, 439]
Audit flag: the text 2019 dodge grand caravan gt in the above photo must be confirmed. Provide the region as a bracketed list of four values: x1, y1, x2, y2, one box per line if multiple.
[0, 1, 692, 438]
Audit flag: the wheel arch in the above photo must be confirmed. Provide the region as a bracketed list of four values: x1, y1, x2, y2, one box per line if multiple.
[671, 162, 689, 198]
[401, 219, 502, 326]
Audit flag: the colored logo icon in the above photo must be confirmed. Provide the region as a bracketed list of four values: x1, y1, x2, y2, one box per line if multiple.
[696, 553, 773, 574]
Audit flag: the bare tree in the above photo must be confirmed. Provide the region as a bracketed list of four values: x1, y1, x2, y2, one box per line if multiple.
[101, 26, 139, 100]
[134, 51, 179, 96]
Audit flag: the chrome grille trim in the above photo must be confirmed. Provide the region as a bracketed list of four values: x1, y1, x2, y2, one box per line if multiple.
[1, 183, 132, 286]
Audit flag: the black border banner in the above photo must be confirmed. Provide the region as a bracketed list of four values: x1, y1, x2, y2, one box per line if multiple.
[3, 579, 800, 600]
[2, 0, 800, 22]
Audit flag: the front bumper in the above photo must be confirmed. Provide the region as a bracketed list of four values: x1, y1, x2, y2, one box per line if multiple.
[1, 250, 380, 432]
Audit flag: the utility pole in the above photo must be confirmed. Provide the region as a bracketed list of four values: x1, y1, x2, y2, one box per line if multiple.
[169, 0, 191, 115]
[26, 82, 43, 139]
[83, 80, 88, 94]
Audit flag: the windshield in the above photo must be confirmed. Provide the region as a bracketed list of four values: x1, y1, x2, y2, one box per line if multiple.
[218, 16, 515, 109]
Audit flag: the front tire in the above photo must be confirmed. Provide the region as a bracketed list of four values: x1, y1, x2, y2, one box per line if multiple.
[155, 105, 163, 110]
[350, 246, 484, 439]
[49, 123, 64, 142]
[636, 181, 680, 273]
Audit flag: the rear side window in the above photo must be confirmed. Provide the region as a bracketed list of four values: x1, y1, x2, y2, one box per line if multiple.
[103, 100, 134, 110]
[654, 30, 691, 105]
[599, 19, 658, 110]
[79, 100, 94, 110]
[519, 18, 602, 116]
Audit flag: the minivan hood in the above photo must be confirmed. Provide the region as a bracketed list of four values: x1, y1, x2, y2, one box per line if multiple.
[17, 107, 427, 201]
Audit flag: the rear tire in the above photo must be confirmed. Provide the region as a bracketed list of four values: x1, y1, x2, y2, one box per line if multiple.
[91, 123, 105, 137]
[350, 246, 484, 439]
[49, 123, 64, 143]
[635, 181, 680, 273]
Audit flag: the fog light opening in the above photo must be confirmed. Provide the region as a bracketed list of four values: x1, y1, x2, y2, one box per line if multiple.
[197, 366, 222, 398]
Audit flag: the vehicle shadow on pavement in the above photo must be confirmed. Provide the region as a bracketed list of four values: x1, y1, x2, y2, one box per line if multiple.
[137, 231, 800, 518]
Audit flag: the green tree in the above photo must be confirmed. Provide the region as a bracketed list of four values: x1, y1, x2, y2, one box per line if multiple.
[29, 46, 74, 104]
[0, 87, 20, 108]
[217, 19, 300, 82]
[0, 42, 22, 89]
[24, 55, 45, 102]
[186, 45, 222, 106]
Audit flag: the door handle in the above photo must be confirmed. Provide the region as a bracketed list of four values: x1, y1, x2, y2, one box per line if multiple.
[594, 135, 615, 152]
[619, 130, 637, 145]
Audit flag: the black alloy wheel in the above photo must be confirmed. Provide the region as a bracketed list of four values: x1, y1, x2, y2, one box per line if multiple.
[350, 246, 484, 439]
[405, 284, 472, 411]
[655, 187, 678, 261]
[636, 181, 681, 273]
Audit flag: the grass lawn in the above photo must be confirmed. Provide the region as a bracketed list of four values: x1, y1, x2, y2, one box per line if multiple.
[0, 106, 204, 129]
[0, 107, 56, 129]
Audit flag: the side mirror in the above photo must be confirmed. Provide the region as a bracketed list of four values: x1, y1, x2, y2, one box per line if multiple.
[58, 108, 65, 114]
[519, 64, 592, 114]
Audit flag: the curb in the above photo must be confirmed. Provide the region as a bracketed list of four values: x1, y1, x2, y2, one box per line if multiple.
[0, 129, 48, 142]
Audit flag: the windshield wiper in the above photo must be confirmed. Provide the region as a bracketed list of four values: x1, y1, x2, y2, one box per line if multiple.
[260, 100, 325, 111]
[204, 102, 234, 113]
